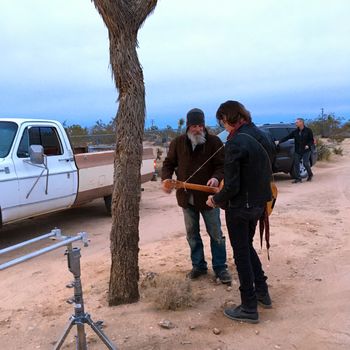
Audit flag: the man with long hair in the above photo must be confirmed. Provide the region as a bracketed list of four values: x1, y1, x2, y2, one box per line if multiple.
[207, 101, 275, 323]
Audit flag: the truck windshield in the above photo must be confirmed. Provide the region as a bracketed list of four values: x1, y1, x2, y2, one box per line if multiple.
[0, 121, 18, 158]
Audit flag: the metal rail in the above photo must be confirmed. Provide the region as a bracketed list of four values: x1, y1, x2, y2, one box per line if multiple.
[0, 232, 88, 271]
[0, 228, 63, 256]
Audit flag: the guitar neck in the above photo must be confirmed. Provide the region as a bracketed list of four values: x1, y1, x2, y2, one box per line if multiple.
[179, 181, 219, 194]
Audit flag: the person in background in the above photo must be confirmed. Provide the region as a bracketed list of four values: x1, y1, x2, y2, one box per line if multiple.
[275, 118, 314, 183]
[207, 100, 274, 324]
[161, 108, 231, 284]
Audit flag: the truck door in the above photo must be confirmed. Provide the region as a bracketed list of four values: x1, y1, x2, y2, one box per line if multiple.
[268, 127, 295, 171]
[0, 121, 19, 224]
[13, 123, 78, 219]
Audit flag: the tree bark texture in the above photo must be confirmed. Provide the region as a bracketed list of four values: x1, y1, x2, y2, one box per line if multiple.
[92, 0, 157, 305]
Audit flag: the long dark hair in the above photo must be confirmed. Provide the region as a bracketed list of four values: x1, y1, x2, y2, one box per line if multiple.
[216, 100, 252, 125]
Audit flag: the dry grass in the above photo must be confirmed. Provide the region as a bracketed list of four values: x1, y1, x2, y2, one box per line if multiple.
[141, 272, 193, 311]
[316, 139, 332, 161]
[333, 146, 343, 156]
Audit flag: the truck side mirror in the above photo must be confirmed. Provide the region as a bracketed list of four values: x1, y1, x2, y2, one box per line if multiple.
[29, 145, 44, 164]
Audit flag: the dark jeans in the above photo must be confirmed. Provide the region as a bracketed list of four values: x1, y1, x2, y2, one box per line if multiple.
[294, 150, 313, 180]
[182, 206, 227, 274]
[225, 206, 268, 311]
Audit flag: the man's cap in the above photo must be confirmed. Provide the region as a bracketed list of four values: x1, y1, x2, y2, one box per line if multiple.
[186, 108, 205, 126]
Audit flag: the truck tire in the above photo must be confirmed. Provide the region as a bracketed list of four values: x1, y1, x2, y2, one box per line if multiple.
[104, 195, 112, 215]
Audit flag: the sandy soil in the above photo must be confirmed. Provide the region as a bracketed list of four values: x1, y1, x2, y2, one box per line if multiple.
[1, 140, 350, 350]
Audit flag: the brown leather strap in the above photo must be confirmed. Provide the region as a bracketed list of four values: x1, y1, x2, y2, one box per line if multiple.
[259, 207, 270, 260]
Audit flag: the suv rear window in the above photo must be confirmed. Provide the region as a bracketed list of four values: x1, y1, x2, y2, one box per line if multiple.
[263, 127, 292, 140]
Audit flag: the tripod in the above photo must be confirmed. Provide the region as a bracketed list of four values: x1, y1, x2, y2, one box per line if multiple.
[54, 245, 117, 350]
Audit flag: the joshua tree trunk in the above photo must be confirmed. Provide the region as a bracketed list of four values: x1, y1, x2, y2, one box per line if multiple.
[92, 0, 157, 305]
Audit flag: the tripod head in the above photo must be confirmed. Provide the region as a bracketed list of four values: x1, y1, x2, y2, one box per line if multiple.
[66, 247, 82, 277]
[65, 232, 88, 277]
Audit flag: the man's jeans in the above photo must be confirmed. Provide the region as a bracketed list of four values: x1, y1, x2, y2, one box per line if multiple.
[294, 150, 313, 180]
[182, 206, 227, 274]
[225, 206, 268, 311]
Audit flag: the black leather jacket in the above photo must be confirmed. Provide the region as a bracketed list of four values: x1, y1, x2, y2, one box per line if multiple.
[213, 123, 273, 208]
[279, 126, 314, 155]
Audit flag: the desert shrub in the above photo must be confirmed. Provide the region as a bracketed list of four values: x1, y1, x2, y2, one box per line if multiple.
[308, 114, 342, 138]
[316, 139, 331, 161]
[141, 273, 193, 310]
[329, 134, 345, 143]
[333, 147, 343, 156]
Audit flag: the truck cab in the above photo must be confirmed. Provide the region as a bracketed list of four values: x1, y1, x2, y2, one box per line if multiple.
[0, 119, 78, 225]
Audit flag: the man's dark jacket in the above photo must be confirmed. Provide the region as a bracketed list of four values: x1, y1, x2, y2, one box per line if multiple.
[279, 126, 314, 155]
[161, 130, 224, 210]
[213, 123, 273, 208]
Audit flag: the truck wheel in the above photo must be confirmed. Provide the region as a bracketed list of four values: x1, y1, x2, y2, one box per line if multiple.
[104, 195, 112, 215]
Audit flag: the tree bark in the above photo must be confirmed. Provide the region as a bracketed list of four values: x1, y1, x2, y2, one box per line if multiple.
[92, 0, 157, 305]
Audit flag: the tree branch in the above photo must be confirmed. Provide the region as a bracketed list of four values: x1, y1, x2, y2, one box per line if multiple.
[93, 0, 157, 32]
[132, 0, 157, 28]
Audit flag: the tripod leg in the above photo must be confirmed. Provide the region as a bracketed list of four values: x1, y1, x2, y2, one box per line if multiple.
[76, 321, 87, 350]
[53, 317, 75, 350]
[85, 315, 117, 350]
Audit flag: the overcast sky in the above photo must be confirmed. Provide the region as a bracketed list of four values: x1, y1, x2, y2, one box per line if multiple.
[0, 0, 349, 128]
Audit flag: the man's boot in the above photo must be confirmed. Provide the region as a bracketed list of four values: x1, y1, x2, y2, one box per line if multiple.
[256, 292, 272, 309]
[224, 305, 259, 324]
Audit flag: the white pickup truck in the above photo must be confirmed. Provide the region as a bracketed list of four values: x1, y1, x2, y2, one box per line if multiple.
[0, 118, 155, 226]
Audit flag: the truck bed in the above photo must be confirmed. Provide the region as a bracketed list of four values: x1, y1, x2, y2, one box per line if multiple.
[73, 148, 155, 206]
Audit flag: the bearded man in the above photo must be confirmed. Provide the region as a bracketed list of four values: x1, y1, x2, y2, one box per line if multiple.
[161, 108, 231, 284]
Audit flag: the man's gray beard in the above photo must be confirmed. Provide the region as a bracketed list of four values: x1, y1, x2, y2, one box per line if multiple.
[187, 130, 206, 147]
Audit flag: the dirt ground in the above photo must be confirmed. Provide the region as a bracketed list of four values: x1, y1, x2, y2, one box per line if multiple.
[1, 140, 350, 350]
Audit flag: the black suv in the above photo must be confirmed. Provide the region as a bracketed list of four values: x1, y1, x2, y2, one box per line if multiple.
[217, 123, 317, 179]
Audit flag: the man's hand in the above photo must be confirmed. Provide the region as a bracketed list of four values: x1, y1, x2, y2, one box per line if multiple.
[274, 140, 279, 146]
[206, 195, 216, 208]
[161, 180, 173, 194]
[305, 145, 309, 150]
[207, 178, 219, 187]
